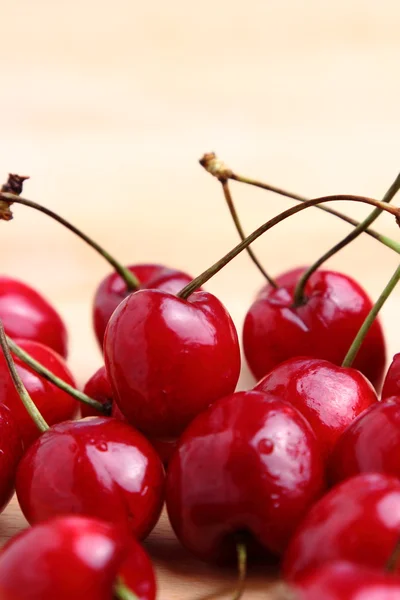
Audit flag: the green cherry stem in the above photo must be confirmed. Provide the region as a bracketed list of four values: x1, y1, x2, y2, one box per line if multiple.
[5, 336, 109, 415]
[113, 577, 139, 600]
[0, 321, 49, 432]
[232, 542, 247, 600]
[178, 194, 400, 300]
[342, 262, 400, 369]
[293, 172, 400, 306]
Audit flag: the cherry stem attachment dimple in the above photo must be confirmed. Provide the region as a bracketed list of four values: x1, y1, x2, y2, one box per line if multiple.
[5, 336, 110, 415]
[232, 542, 247, 600]
[0, 321, 49, 432]
[342, 262, 400, 369]
[113, 577, 139, 600]
[178, 194, 400, 300]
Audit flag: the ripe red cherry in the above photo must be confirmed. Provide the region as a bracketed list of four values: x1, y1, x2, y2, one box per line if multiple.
[243, 268, 386, 389]
[166, 391, 325, 562]
[329, 397, 400, 484]
[94, 263, 194, 346]
[104, 289, 241, 438]
[0, 515, 156, 600]
[0, 339, 77, 448]
[16, 417, 165, 539]
[0, 404, 23, 512]
[255, 357, 378, 460]
[292, 561, 400, 600]
[382, 354, 400, 399]
[283, 473, 400, 580]
[0, 276, 68, 358]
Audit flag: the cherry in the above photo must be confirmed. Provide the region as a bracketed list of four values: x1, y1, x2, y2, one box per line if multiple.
[0, 276, 68, 358]
[104, 289, 241, 438]
[0, 338, 77, 447]
[166, 390, 325, 562]
[254, 356, 378, 460]
[243, 268, 386, 389]
[16, 416, 165, 539]
[283, 473, 400, 580]
[0, 403, 23, 513]
[0, 515, 156, 600]
[382, 353, 400, 399]
[94, 263, 194, 346]
[329, 397, 400, 484]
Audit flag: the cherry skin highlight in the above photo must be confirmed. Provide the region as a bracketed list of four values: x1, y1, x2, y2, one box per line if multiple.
[382, 353, 400, 399]
[0, 276, 68, 358]
[0, 404, 23, 513]
[104, 289, 241, 438]
[0, 338, 77, 448]
[243, 268, 386, 389]
[166, 391, 325, 563]
[283, 473, 400, 580]
[15, 417, 165, 539]
[255, 357, 378, 460]
[93, 263, 194, 346]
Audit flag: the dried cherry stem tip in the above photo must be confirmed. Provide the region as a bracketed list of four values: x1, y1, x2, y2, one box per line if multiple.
[114, 578, 139, 600]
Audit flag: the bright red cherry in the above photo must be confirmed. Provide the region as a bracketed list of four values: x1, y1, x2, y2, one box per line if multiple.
[94, 263, 194, 346]
[0, 276, 68, 358]
[283, 473, 400, 580]
[104, 289, 241, 438]
[243, 268, 386, 389]
[166, 391, 325, 562]
[292, 561, 400, 600]
[382, 354, 400, 399]
[0, 515, 156, 600]
[255, 357, 378, 460]
[0, 403, 23, 512]
[329, 397, 400, 484]
[16, 417, 165, 539]
[0, 339, 77, 448]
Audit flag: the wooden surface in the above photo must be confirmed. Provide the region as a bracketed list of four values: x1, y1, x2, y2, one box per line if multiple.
[1, 1, 400, 597]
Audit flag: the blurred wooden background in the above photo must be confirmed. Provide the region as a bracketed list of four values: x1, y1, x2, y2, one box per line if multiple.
[0, 1, 400, 597]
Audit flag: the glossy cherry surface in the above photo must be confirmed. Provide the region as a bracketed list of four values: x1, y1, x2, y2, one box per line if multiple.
[0, 338, 77, 448]
[166, 391, 325, 562]
[93, 263, 194, 346]
[283, 473, 400, 580]
[293, 561, 400, 600]
[0, 276, 68, 358]
[16, 417, 165, 539]
[104, 289, 241, 438]
[255, 357, 378, 460]
[382, 353, 400, 399]
[0, 403, 23, 513]
[243, 268, 386, 389]
[329, 397, 400, 484]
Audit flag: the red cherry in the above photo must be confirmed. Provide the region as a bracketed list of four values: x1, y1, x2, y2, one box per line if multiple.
[382, 354, 400, 399]
[104, 289, 241, 438]
[292, 561, 400, 600]
[0, 339, 77, 448]
[255, 357, 378, 460]
[0, 515, 155, 600]
[16, 417, 165, 539]
[243, 268, 386, 389]
[283, 473, 400, 580]
[93, 263, 194, 346]
[0, 276, 68, 358]
[0, 403, 23, 512]
[329, 397, 400, 484]
[166, 391, 325, 562]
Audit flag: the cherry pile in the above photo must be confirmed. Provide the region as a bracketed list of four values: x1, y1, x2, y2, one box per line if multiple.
[0, 159, 399, 599]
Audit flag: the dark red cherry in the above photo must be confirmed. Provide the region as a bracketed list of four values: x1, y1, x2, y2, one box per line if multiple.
[166, 391, 325, 562]
[0, 515, 156, 600]
[283, 473, 400, 580]
[104, 289, 241, 438]
[292, 561, 400, 600]
[243, 268, 386, 390]
[255, 357, 378, 460]
[93, 263, 194, 346]
[382, 354, 400, 399]
[329, 397, 400, 484]
[0, 276, 68, 358]
[0, 404, 23, 512]
[0, 339, 77, 447]
[16, 417, 165, 539]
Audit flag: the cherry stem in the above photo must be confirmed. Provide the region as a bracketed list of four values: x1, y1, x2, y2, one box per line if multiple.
[342, 262, 400, 369]
[232, 542, 247, 600]
[0, 191, 139, 291]
[178, 195, 400, 299]
[0, 320, 49, 432]
[293, 172, 400, 306]
[113, 577, 139, 600]
[5, 336, 110, 415]
[386, 537, 400, 572]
